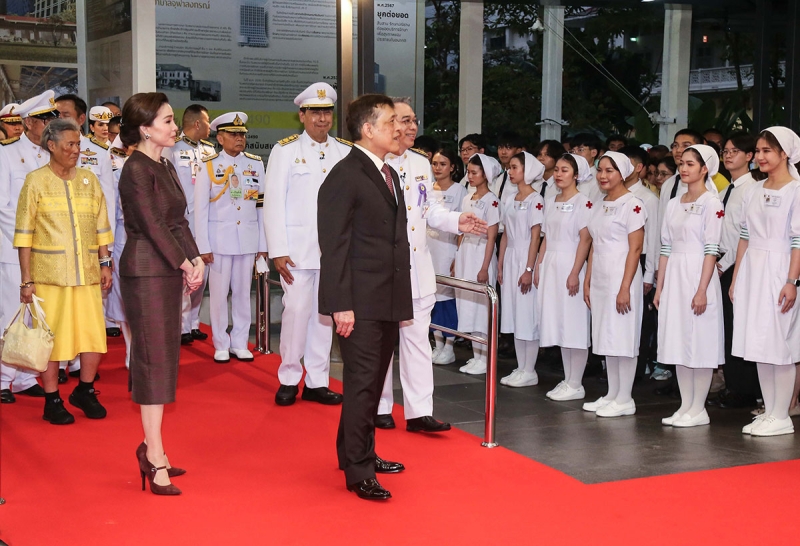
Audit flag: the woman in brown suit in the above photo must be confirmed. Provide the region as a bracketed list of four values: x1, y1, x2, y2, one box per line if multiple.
[118, 93, 205, 495]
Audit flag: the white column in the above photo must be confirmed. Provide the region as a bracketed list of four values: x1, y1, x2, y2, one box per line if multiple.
[658, 4, 692, 144]
[76, 0, 88, 100]
[540, 3, 565, 141]
[458, 0, 483, 137]
[131, 0, 157, 93]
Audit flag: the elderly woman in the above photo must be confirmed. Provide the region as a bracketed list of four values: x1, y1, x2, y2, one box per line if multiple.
[15, 118, 113, 425]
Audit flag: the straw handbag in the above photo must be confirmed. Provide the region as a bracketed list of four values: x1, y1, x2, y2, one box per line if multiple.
[0, 295, 54, 373]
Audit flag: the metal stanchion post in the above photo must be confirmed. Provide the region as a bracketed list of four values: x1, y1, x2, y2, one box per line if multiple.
[254, 268, 272, 354]
[482, 285, 499, 448]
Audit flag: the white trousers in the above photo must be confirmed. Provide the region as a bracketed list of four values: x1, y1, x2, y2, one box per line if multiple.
[181, 267, 209, 333]
[0, 263, 39, 391]
[378, 294, 436, 419]
[277, 269, 333, 389]
[208, 254, 254, 352]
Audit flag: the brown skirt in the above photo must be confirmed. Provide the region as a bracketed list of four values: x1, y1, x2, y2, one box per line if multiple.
[121, 274, 183, 405]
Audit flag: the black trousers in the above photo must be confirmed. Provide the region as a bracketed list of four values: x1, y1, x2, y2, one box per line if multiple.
[720, 266, 761, 397]
[638, 256, 658, 378]
[336, 319, 398, 485]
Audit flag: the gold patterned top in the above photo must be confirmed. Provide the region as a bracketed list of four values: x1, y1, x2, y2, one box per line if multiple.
[14, 166, 113, 287]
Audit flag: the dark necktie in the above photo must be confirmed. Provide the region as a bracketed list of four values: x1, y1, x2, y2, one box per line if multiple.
[541, 181, 548, 198]
[381, 164, 395, 197]
[723, 183, 734, 208]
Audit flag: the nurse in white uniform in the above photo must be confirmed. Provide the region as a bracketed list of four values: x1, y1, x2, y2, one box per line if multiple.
[536, 154, 593, 401]
[455, 154, 501, 375]
[583, 152, 646, 417]
[654, 145, 725, 428]
[731, 127, 800, 437]
[428, 148, 467, 365]
[498, 152, 544, 387]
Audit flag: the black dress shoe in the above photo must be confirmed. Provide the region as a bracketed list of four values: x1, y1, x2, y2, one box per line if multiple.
[406, 415, 451, 433]
[180, 333, 194, 345]
[43, 398, 75, 425]
[374, 414, 396, 429]
[346, 478, 391, 500]
[716, 390, 757, 409]
[275, 385, 299, 406]
[58, 369, 68, 384]
[0, 389, 15, 404]
[16, 384, 45, 397]
[301, 386, 343, 405]
[375, 456, 405, 473]
[68, 370, 100, 381]
[106, 327, 121, 337]
[68, 387, 107, 419]
[191, 329, 208, 340]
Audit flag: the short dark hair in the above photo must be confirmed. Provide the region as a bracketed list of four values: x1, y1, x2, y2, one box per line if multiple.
[182, 104, 208, 127]
[497, 131, 525, 149]
[55, 94, 87, 117]
[108, 116, 121, 131]
[345, 94, 394, 141]
[658, 156, 677, 175]
[102, 101, 119, 109]
[533, 139, 566, 161]
[570, 132, 602, 149]
[459, 133, 486, 151]
[414, 135, 439, 155]
[433, 147, 463, 180]
[673, 128, 704, 145]
[619, 145, 648, 166]
[703, 127, 725, 139]
[606, 134, 628, 147]
[120, 92, 170, 147]
[726, 132, 756, 157]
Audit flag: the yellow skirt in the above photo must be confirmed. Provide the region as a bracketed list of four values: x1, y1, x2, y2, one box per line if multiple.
[36, 284, 107, 362]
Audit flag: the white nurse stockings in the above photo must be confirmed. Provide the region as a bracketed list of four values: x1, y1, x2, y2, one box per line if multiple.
[513, 338, 540, 374]
[560, 348, 588, 389]
[758, 363, 796, 420]
[604, 356, 636, 404]
[675, 366, 713, 417]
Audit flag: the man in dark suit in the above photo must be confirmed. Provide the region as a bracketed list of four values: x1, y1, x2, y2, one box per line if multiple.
[318, 94, 411, 500]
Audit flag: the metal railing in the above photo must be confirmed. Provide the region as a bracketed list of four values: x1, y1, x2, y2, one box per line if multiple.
[253, 269, 500, 448]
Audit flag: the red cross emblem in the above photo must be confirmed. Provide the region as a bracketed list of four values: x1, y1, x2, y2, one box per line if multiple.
[716, 210, 725, 219]
[633, 206, 641, 214]
[492, 201, 498, 208]
[536, 202, 543, 210]
[586, 201, 593, 209]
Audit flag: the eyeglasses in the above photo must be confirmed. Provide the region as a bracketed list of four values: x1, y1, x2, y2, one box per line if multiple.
[400, 118, 419, 127]
[459, 145, 478, 154]
[573, 146, 591, 153]
[657, 170, 673, 178]
[722, 148, 741, 157]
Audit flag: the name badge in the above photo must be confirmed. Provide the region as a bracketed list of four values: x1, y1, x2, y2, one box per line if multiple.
[443, 195, 454, 204]
[179, 151, 192, 160]
[473, 200, 486, 210]
[516, 201, 529, 211]
[229, 187, 243, 199]
[686, 204, 704, 215]
[765, 194, 781, 207]
[603, 205, 617, 216]
[560, 203, 574, 213]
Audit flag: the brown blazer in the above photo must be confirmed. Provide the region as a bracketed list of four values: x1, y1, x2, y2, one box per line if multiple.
[118, 150, 200, 277]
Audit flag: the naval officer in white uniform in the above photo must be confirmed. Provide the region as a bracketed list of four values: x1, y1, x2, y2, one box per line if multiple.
[265, 83, 350, 407]
[194, 112, 267, 363]
[168, 104, 215, 345]
[0, 90, 58, 403]
[375, 98, 487, 432]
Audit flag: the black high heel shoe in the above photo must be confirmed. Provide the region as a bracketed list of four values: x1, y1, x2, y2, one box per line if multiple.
[136, 442, 186, 478]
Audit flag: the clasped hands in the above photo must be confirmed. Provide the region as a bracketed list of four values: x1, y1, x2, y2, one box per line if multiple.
[183, 257, 205, 293]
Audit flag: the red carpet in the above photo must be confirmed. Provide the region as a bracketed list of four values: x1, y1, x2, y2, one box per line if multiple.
[1, 332, 799, 545]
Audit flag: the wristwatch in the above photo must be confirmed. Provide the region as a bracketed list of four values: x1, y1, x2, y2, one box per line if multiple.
[525, 267, 534, 273]
[787, 278, 800, 287]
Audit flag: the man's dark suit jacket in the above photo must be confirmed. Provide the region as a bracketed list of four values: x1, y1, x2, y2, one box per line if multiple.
[318, 146, 413, 323]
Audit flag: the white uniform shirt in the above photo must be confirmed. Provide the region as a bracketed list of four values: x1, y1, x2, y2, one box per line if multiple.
[263, 131, 351, 269]
[489, 170, 517, 233]
[658, 173, 719, 257]
[108, 146, 128, 228]
[718, 172, 757, 273]
[532, 176, 559, 202]
[0, 133, 50, 264]
[79, 135, 116, 241]
[428, 182, 467, 301]
[386, 148, 461, 300]
[194, 149, 267, 256]
[169, 134, 216, 236]
[629, 180, 660, 284]
[577, 173, 604, 204]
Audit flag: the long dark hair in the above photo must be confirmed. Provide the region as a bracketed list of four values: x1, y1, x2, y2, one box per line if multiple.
[434, 147, 463, 181]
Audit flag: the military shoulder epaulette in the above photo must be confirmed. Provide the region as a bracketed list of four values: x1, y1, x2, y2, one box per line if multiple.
[110, 147, 127, 157]
[278, 134, 299, 146]
[202, 152, 219, 162]
[200, 139, 214, 147]
[335, 137, 353, 147]
[89, 135, 109, 150]
[409, 147, 427, 157]
[0, 136, 19, 146]
[243, 151, 261, 161]
[174, 135, 182, 143]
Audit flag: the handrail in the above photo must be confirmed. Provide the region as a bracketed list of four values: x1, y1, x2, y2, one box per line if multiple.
[252, 268, 500, 448]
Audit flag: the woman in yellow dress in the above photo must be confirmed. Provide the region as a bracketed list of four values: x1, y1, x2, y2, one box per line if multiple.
[16, 118, 113, 425]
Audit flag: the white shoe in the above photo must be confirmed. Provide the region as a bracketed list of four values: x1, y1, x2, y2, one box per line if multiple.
[545, 381, 567, 398]
[505, 371, 538, 387]
[750, 415, 795, 437]
[500, 369, 522, 385]
[582, 397, 611, 412]
[549, 384, 585, 401]
[432, 345, 456, 365]
[463, 359, 487, 375]
[459, 358, 483, 374]
[596, 400, 636, 417]
[431, 347, 441, 361]
[742, 414, 766, 434]
[213, 350, 230, 363]
[673, 409, 710, 428]
[229, 348, 254, 361]
[661, 411, 683, 426]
